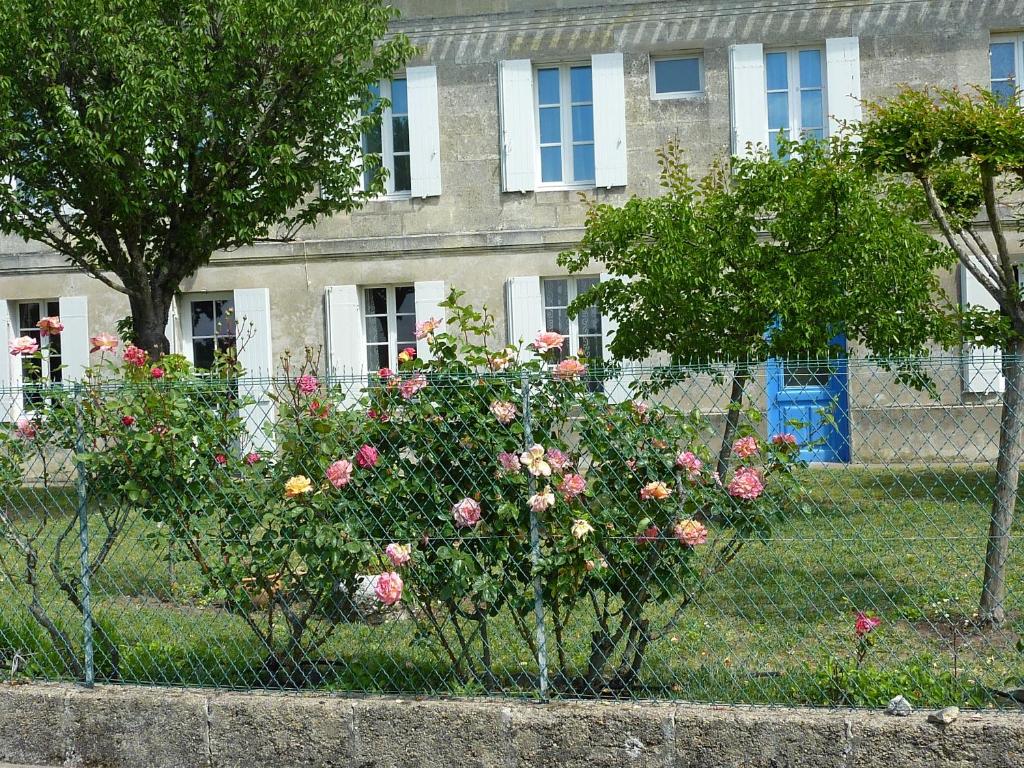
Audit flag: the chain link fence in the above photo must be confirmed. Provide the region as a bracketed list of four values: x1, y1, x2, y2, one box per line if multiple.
[0, 354, 1021, 709]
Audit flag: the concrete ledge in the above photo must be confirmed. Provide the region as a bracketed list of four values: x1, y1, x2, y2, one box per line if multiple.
[0, 683, 1021, 768]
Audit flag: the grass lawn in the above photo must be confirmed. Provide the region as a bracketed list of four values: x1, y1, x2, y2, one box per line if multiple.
[1, 464, 1021, 708]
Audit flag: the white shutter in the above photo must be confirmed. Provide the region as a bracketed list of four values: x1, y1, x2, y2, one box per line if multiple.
[961, 266, 1004, 393]
[505, 276, 544, 361]
[233, 288, 276, 452]
[499, 59, 536, 193]
[592, 53, 628, 188]
[600, 273, 634, 404]
[57, 296, 89, 383]
[324, 285, 365, 408]
[408, 66, 443, 198]
[728, 43, 769, 157]
[825, 37, 862, 138]
[0, 301, 21, 421]
[413, 280, 446, 361]
[164, 295, 181, 355]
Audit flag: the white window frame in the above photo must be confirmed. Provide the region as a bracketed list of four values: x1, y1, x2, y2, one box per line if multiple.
[990, 33, 1024, 104]
[649, 53, 705, 100]
[180, 292, 237, 369]
[534, 62, 595, 190]
[541, 276, 603, 362]
[362, 285, 417, 371]
[765, 46, 828, 153]
[364, 77, 412, 200]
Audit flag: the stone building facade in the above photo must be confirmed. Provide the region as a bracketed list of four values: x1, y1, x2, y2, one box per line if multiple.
[2, 0, 1022, 461]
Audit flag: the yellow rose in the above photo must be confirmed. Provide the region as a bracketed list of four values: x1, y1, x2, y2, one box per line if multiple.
[284, 475, 313, 499]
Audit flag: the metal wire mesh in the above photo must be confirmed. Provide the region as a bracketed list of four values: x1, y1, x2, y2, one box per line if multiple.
[0, 355, 1021, 709]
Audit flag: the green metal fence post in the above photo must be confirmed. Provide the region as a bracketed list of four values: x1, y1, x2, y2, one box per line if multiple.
[521, 371, 549, 700]
[73, 387, 95, 687]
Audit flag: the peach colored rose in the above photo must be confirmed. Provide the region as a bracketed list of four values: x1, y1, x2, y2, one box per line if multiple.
[385, 543, 412, 567]
[673, 519, 708, 547]
[8, 336, 39, 356]
[520, 444, 551, 477]
[414, 318, 441, 339]
[36, 316, 63, 336]
[554, 358, 587, 379]
[399, 373, 427, 400]
[640, 481, 671, 501]
[528, 487, 555, 513]
[545, 448, 571, 473]
[489, 400, 517, 425]
[284, 475, 313, 499]
[90, 333, 118, 353]
[397, 346, 417, 364]
[727, 467, 764, 500]
[732, 436, 759, 459]
[531, 331, 566, 354]
[375, 572, 404, 606]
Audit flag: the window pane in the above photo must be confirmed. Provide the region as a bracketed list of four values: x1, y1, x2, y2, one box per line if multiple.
[654, 57, 701, 94]
[803, 127, 824, 141]
[537, 68, 560, 105]
[217, 336, 237, 355]
[767, 92, 789, 130]
[390, 79, 408, 115]
[393, 154, 411, 193]
[545, 307, 569, 336]
[784, 362, 832, 389]
[365, 288, 388, 315]
[571, 104, 593, 142]
[765, 52, 788, 90]
[801, 89, 823, 130]
[19, 303, 40, 329]
[46, 301, 60, 317]
[49, 334, 61, 355]
[577, 275, 599, 293]
[541, 146, 562, 183]
[193, 338, 215, 370]
[396, 314, 416, 345]
[396, 286, 416, 315]
[393, 115, 410, 153]
[578, 304, 602, 335]
[769, 131, 781, 157]
[579, 335, 603, 362]
[991, 42, 1016, 81]
[572, 144, 595, 183]
[544, 279, 569, 308]
[798, 50, 822, 88]
[363, 125, 383, 156]
[993, 79, 1017, 105]
[367, 344, 389, 371]
[539, 107, 561, 144]
[191, 300, 215, 338]
[570, 66, 592, 103]
[215, 299, 235, 337]
[365, 316, 388, 344]
[50, 365, 62, 384]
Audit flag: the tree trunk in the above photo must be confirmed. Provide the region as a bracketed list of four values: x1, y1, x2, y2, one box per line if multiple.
[716, 366, 749, 478]
[980, 337, 1024, 625]
[128, 290, 171, 359]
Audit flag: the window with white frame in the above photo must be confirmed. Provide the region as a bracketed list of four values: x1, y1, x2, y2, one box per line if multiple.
[765, 48, 825, 156]
[542, 277, 603, 363]
[17, 300, 62, 406]
[364, 286, 417, 370]
[990, 33, 1022, 104]
[536, 64, 595, 187]
[363, 78, 411, 197]
[183, 294, 237, 370]
[650, 54, 703, 99]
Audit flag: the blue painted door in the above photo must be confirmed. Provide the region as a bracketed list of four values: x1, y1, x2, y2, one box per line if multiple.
[766, 348, 850, 463]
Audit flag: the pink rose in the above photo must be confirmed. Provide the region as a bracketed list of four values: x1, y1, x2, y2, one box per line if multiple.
[375, 572, 404, 606]
[367, 408, 390, 422]
[90, 333, 118, 353]
[214, 453, 228, 466]
[636, 525, 660, 544]
[121, 415, 136, 428]
[532, 331, 567, 354]
[296, 374, 319, 394]
[546, 448, 571, 473]
[123, 344, 148, 367]
[150, 366, 165, 379]
[36, 316, 63, 336]
[452, 497, 482, 528]
[244, 452, 261, 465]
[732, 436, 759, 459]
[399, 373, 427, 400]
[13, 415, 37, 440]
[8, 336, 39, 356]
[397, 346, 416, 364]
[378, 367, 395, 380]
[326, 459, 354, 489]
[630, 400, 649, 421]
[675, 451, 703, 479]
[414, 317, 441, 339]
[554, 359, 587, 379]
[727, 467, 765, 501]
[355, 444, 379, 469]
[489, 400, 517, 425]
[673, 519, 708, 547]
[308, 399, 330, 419]
[558, 473, 587, 500]
[771, 433, 798, 450]
[385, 543, 412, 567]
[497, 451, 520, 475]
[855, 611, 881, 637]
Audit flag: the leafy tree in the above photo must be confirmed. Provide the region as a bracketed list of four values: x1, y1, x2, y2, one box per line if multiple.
[558, 136, 955, 476]
[0, 0, 412, 355]
[860, 87, 1024, 625]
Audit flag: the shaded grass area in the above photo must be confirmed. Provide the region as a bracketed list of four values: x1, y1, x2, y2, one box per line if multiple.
[1, 465, 1021, 707]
